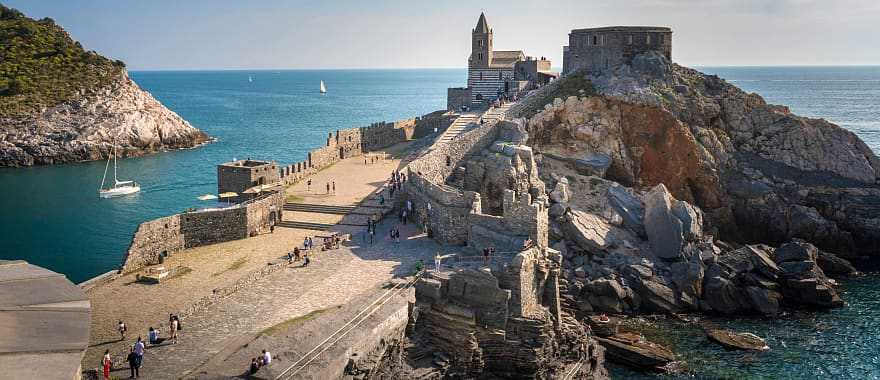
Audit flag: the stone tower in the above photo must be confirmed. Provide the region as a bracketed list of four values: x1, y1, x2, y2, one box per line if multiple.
[470, 12, 492, 68]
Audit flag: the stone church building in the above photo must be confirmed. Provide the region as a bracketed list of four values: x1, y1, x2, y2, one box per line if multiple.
[448, 13, 555, 111]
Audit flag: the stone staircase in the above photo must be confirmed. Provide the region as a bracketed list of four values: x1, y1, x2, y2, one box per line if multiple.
[436, 103, 514, 144]
[436, 113, 479, 143]
[276, 220, 335, 231]
[283, 202, 357, 215]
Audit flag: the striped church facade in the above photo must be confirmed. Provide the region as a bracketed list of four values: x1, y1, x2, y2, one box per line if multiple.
[467, 67, 515, 104]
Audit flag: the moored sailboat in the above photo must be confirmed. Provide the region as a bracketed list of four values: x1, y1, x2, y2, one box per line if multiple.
[99, 138, 140, 198]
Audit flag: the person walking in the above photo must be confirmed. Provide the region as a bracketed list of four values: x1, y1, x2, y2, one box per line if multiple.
[308, 237, 313, 250]
[250, 358, 260, 375]
[102, 350, 112, 380]
[326, 182, 330, 194]
[434, 252, 442, 272]
[307, 179, 311, 192]
[117, 320, 127, 341]
[303, 252, 310, 267]
[332, 181, 336, 194]
[132, 337, 145, 378]
[170, 316, 179, 344]
[262, 350, 272, 365]
[127, 348, 139, 379]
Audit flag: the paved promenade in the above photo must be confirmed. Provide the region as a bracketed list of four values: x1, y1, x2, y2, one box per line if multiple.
[139, 219, 438, 379]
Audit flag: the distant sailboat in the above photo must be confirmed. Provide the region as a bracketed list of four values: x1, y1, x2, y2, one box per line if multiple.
[248, 75, 253, 83]
[98, 137, 140, 198]
[319, 80, 327, 94]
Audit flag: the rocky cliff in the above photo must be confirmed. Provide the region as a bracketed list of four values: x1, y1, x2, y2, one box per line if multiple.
[0, 5, 209, 167]
[0, 71, 210, 167]
[500, 52, 879, 318]
[511, 52, 880, 260]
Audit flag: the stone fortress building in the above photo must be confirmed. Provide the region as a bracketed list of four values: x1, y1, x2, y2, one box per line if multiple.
[448, 13, 556, 111]
[563, 26, 672, 75]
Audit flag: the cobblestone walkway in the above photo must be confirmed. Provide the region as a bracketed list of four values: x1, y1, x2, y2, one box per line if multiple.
[135, 221, 440, 379]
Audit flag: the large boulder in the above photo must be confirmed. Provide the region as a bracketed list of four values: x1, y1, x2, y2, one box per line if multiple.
[583, 278, 628, 313]
[607, 184, 646, 237]
[643, 184, 704, 260]
[562, 211, 633, 253]
[774, 240, 844, 309]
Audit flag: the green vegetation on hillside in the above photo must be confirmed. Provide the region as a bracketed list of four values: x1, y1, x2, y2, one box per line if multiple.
[0, 5, 124, 117]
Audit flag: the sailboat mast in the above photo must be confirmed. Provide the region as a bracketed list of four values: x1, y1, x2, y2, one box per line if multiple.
[99, 143, 111, 190]
[113, 141, 119, 184]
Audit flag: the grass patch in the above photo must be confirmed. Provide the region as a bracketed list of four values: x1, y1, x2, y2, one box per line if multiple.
[259, 308, 329, 337]
[285, 193, 303, 203]
[211, 257, 248, 277]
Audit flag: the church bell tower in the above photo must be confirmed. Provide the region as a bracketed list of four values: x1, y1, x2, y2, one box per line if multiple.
[470, 12, 492, 68]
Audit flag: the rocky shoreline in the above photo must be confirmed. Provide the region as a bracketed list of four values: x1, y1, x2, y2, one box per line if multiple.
[376, 52, 880, 378]
[0, 71, 211, 167]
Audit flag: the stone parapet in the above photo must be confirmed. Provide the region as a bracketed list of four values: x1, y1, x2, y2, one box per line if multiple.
[119, 191, 283, 274]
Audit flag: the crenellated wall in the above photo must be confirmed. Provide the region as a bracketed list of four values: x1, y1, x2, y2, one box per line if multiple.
[278, 110, 454, 186]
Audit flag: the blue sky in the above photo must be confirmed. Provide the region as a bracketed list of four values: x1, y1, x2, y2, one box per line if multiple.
[6, 0, 880, 70]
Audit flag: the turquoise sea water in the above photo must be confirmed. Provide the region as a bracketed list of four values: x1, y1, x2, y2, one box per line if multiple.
[0, 67, 878, 379]
[0, 69, 462, 283]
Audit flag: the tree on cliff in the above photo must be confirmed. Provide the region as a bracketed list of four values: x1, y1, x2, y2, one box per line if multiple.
[0, 4, 124, 117]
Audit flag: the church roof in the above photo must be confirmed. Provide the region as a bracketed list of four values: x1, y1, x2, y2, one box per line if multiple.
[490, 50, 525, 68]
[474, 12, 490, 33]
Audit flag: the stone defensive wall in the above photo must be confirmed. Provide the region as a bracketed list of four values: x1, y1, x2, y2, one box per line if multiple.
[404, 119, 503, 245]
[404, 113, 549, 252]
[279, 110, 455, 185]
[120, 191, 284, 273]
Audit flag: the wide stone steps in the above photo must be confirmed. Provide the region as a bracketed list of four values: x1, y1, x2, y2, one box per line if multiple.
[438, 114, 479, 143]
[276, 220, 333, 231]
[283, 202, 357, 215]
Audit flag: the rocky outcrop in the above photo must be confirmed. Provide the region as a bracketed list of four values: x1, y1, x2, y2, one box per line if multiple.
[411, 248, 608, 379]
[0, 71, 210, 167]
[525, 52, 880, 260]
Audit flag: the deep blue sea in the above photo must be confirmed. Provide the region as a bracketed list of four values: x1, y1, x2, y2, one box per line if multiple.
[0, 67, 878, 379]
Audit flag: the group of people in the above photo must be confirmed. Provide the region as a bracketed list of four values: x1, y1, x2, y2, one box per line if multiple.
[364, 218, 378, 244]
[387, 170, 406, 197]
[248, 349, 273, 375]
[326, 180, 336, 194]
[481, 246, 496, 265]
[389, 226, 401, 243]
[287, 247, 310, 266]
[103, 316, 181, 379]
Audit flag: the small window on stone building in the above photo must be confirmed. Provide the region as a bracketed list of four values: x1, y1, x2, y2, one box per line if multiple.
[592, 35, 598, 45]
[499, 72, 502, 80]
[627, 35, 633, 45]
[478, 39, 484, 47]
[478, 53, 483, 61]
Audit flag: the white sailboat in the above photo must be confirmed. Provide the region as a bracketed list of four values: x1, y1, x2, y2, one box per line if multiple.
[319, 80, 327, 94]
[248, 75, 253, 83]
[99, 138, 140, 198]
